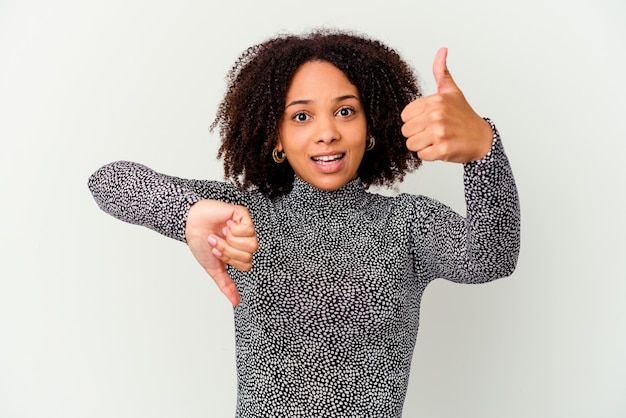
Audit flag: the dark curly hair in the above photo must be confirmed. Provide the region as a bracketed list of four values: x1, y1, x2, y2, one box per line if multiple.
[211, 28, 422, 198]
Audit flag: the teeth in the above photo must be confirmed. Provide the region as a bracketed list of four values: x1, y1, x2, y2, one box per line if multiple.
[312, 154, 343, 162]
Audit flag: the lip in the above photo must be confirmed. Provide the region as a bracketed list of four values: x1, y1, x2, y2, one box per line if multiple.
[310, 152, 346, 173]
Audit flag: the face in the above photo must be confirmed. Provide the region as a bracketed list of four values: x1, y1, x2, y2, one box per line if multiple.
[277, 60, 368, 191]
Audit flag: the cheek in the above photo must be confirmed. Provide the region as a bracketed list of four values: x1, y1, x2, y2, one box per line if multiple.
[278, 127, 307, 153]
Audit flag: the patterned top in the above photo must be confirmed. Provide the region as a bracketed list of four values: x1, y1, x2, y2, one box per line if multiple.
[88, 123, 520, 417]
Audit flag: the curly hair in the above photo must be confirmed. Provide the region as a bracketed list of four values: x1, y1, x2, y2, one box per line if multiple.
[211, 28, 422, 198]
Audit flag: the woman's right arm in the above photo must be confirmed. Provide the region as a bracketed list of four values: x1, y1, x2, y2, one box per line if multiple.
[87, 161, 258, 306]
[87, 160, 241, 242]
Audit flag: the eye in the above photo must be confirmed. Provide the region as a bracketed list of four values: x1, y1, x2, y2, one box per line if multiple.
[336, 106, 355, 117]
[292, 112, 310, 122]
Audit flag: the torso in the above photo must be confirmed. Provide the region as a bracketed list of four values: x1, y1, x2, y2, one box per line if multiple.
[229, 179, 426, 417]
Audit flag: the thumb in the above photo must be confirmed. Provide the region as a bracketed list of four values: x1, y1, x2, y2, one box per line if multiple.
[206, 266, 241, 306]
[433, 47, 460, 94]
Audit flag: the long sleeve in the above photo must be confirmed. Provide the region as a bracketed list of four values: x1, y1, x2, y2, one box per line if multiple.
[87, 161, 241, 242]
[410, 121, 521, 283]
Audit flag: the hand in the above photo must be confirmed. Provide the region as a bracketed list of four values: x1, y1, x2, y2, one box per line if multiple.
[184, 200, 259, 306]
[401, 48, 493, 163]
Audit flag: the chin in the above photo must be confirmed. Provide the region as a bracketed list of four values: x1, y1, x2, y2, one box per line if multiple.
[313, 178, 351, 191]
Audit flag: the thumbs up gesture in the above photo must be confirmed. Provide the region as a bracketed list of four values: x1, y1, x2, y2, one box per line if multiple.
[401, 48, 493, 163]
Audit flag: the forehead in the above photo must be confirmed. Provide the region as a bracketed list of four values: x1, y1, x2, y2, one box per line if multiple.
[286, 60, 359, 98]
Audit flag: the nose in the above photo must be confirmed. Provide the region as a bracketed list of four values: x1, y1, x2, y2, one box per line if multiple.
[316, 115, 340, 144]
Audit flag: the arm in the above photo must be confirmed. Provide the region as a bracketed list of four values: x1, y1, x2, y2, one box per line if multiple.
[87, 161, 258, 305]
[411, 124, 520, 283]
[88, 161, 213, 242]
[402, 48, 520, 282]
[462, 122, 520, 280]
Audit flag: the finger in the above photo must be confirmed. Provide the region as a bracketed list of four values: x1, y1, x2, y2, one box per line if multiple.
[405, 132, 434, 154]
[218, 244, 255, 269]
[209, 234, 255, 271]
[223, 223, 259, 253]
[226, 234, 259, 254]
[227, 220, 258, 239]
[230, 206, 255, 227]
[400, 98, 426, 122]
[412, 144, 440, 162]
[205, 267, 241, 306]
[433, 47, 460, 94]
[401, 115, 428, 139]
[209, 233, 252, 261]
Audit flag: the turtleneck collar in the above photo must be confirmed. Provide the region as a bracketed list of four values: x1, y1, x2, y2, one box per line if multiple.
[281, 177, 369, 213]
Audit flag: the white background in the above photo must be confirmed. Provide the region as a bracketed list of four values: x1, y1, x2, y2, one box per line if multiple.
[1, 0, 625, 417]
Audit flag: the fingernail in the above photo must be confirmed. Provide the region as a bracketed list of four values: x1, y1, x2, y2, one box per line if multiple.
[208, 235, 217, 246]
[212, 247, 223, 258]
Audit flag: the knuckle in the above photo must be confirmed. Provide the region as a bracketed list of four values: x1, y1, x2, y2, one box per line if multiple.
[243, 253, 253, 264]
[431, 94, 445, 105]
[437, 142, 451, 161]
[430, 109, 446, 123]
[431, 122, 448, 141]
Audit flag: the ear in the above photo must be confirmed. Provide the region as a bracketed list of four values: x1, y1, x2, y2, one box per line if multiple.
[275, 136, 283, 151]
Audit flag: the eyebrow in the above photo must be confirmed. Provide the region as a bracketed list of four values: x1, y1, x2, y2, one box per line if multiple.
[285, 94, 361, 109]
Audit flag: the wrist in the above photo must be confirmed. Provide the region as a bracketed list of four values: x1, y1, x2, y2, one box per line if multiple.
[471, 117, 495, 162]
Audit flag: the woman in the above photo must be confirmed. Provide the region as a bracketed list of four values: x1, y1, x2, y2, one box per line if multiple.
[88, 29, 520, 417]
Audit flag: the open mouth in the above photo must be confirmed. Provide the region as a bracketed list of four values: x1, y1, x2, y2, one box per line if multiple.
[311, 153, 345, 165]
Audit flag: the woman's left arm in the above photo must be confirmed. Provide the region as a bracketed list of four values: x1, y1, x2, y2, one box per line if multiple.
[462, 122, 521, 281]
[403, 48, 520, 282]
[408, 122, 520, 283]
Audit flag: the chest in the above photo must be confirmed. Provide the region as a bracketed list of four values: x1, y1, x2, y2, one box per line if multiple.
[234, 205, 417, 336]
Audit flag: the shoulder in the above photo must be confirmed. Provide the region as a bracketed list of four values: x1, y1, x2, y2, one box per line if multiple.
[364, 190, 445, 221]
[381, 191, 440, 212]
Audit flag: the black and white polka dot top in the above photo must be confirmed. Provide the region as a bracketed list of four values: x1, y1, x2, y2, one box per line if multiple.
[88, 123, 520, 417]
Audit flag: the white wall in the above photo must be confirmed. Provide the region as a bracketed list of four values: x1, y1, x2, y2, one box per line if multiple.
[1, 0, 624, 417]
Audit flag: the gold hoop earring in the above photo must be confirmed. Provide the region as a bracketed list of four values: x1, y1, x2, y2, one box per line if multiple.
[366, 136, 375, 151]
[272, 148, 286, 163]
